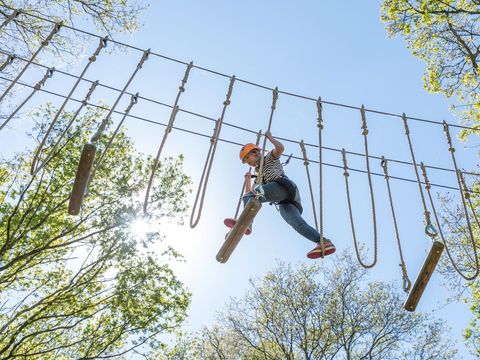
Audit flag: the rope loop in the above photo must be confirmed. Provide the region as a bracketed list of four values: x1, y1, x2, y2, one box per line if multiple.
[380, 156, 388, 179]
[299, 140, 309, 166]
[271, 86, 279, 111]
[82, 80, 99, 106]
[223, 75, 235, 106]
[137, 49, 150, 69]
[179, 61, 193, 92]
[402, 113, 410, 135]
[341, 148, 349, 177]
[400, 264, 412, 292]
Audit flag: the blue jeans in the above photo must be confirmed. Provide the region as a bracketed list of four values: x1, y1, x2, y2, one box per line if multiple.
[242, 181, 321, 244]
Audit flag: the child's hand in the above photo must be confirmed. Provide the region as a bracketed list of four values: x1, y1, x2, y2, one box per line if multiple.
[245, 172, 251, 180]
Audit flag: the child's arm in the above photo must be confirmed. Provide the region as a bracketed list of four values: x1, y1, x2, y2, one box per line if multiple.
[265, 130, 284, 159]
[245, 171, 252, 193]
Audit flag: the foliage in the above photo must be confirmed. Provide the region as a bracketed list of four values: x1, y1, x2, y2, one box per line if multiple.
[0, 104, 192, 358]
[381, 0, 480, 131]
[181, 252, 457, 359]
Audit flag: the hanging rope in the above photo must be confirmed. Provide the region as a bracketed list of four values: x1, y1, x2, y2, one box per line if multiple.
[341, 105, 378, 269]
[317, 97, 325, 255]
[381, 157, 412, 292]
[402, 113, 437, 238]
[255, 87, 278, 189]
[32, 80, 99, 172]
[0, 21, 61, 104]
[420, 162, 479, 280]
[88, 92, 140, 183]
[190, 75, 236, 228]
[30, 36, 108, 175]
[0, 9, 20, 29]
[0, 67, 54, 131]
[143, 61, 193, 214]
[0, 54, 15, 72]
[232, 130, 263, 219]
[90, 49, 150, 143]
[300, 140, 318, 231]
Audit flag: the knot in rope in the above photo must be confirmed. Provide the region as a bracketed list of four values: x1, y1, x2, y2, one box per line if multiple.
[380, 156, 389, 179]
[443, 121, 455, 153]
[400, 263, 412, 292]
[89, 36, 108, 62]
[34, 67, 54, 90]
[179, 61, 193, 92]
[125, 92, 139, 112]
[137, 49, 151, 69]
[223, 75, 236, 106]
[271, 87, 279, 111]
[1, 9, 21, 28]
[210, 119, 221, 144]
[458, 170, 471, 199]
[300, 140, 309, 166]
[41, 22, 62, 46]
[316, 97, 323, 129]
[82, 80, 99, 106]
[402, 113, 410, 135]
[0, 54, 16, 72]
[341, 149, 349, 177]
[360, 104, 368, 136]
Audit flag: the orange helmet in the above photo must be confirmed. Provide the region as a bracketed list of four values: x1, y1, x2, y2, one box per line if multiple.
[239, 143, 261, 163]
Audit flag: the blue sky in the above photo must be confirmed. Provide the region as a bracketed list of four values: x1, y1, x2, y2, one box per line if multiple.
[2, 0, 479, 357]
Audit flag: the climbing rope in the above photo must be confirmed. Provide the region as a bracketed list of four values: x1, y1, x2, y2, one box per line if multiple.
[30, 36, 108, 176]
[381, 157, 412, 292]
[402, 114, 437, 238]
[0, 9, 20, 29]
[88, 92, 140, 184]
[143, 61, 193, 214]
[233, 130, 262, 219]
[0, 54, 15, 72]
[189, 76, 236, 228]
[33, 80, 99, 172]
[0, 21, 61, 104]
[317, 97, 325, 256]
[91, 49, 150, 143]
[255, 87, 278, 189]
[300, 140, 318, 230]
[420, 163, 479, 280]
[0, 67, 54, 131]
[341, 105, 378, 269]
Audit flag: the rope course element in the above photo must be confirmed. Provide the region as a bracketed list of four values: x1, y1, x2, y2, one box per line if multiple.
[190, 76, 236, 228]
[381, 157, 412, 292]
[0, 53, 15, 72]
[0, 21, 61, 104]
[232, 130, 262, 220]
[68, 49, 149, 215]
[0, 67, 54, 131]
[1, 48, 478, 183]
[2, 5, 480, 133]
[440, 123, 480, 280]
[420, 163, 479, 280]
[402, 114, 438, 239]
[30, 36, 108, 176]
[1, 73, 476, 195]
[143, 61, 193, 215]
[341, 105, 378, 269]
[255, 87, 278, 190]
[38, 80, 99, 173]
[0, 9, 20, 29]
[300, 140, 318, 231]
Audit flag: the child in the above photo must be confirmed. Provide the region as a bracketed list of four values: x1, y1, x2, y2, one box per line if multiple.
[238, 130, 335, 259]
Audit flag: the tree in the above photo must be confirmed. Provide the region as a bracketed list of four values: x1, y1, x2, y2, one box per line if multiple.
[381, 0, 480, 129]
[0, 104, 192, 358]
[188, 252, 457, 359]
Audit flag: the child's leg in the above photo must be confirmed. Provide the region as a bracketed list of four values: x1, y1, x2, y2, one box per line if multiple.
[278, 203, 320, 243]
[242, 182, 289, 206]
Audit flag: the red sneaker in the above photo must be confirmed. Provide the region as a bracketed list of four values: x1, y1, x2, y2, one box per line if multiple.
[307, 240, 336, 259]
[224, 218, 252, 235]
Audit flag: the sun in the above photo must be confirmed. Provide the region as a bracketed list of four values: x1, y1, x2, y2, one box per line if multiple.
[129, 217, 151, 239]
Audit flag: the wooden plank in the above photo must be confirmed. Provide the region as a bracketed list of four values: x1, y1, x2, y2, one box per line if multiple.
[216, 198, 262, 263]
[404, 241, 445, 312]
[68, 143, 96, 215]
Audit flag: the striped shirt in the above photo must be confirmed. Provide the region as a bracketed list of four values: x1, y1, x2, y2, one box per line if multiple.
[255, 152, 285, 184]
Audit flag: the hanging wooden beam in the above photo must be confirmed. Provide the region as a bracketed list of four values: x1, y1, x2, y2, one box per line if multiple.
[216, 198, 262, 263]
[68, 143, 96, 215]
[404, 240, 444, 312]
